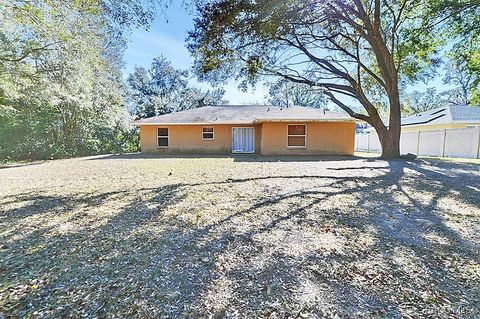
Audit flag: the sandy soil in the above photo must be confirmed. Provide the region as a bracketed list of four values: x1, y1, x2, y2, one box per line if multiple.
[1, 154, 479, 318]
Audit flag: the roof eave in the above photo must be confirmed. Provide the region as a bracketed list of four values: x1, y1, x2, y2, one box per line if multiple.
[253, 118, 354, 123]
[400, 120, 480, 127]
[132, 119, 355, 126]
[131, 121, 255, 126]
[450, 120, 480, 124]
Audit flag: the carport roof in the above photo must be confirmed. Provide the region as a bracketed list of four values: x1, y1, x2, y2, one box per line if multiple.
[132, 105, 353, 125]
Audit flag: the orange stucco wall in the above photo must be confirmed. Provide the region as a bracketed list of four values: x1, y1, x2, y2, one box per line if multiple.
[139, 121, 355, 155]
[140, 124, 262, 154]
[260, 122, 355, 155]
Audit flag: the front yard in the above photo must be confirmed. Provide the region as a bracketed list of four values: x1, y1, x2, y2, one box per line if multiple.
[1, 154, 479, 318]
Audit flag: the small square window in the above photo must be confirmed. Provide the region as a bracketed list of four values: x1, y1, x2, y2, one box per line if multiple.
[288, 125, 306, 135]
[202, 127, 214, 140]
[157, 128, 169, 147]
[287, 124, 306, 148]
[288, 136, 306, 146]
[158, 137, 169, 147]
[158, 128, 168, 136]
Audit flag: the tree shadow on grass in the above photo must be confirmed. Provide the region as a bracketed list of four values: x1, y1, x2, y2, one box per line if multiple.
[86, 152, 366, 163]
[1, 159, 479, 317]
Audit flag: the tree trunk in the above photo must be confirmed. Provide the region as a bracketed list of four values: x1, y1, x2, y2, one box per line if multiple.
[367, 102, 401, 159]
[383, 84, 402, 159]
[378, 129, 401, 159]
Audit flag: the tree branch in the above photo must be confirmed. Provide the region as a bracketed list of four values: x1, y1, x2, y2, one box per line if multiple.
[0, 42, 61, 63]
[323, 90, 371, 123]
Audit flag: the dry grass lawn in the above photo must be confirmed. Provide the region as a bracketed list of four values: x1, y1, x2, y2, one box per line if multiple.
[1, 154, 479, 318]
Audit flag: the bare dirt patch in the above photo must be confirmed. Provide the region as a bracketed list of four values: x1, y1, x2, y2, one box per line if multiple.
[1, 154, 479, 318]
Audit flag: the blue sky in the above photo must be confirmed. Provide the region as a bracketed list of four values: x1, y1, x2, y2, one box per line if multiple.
[123, 4, 268, 104]
[123, 3, 448, 107]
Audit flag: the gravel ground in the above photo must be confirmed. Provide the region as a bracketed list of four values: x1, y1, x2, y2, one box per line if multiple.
[1, 154, 479, 318]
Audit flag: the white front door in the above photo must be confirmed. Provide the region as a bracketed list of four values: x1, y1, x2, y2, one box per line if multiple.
[232, 127, 255, 153]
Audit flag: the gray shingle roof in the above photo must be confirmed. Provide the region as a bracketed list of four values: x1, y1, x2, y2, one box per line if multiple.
[401, 105, 480, 126]
[133, 105, 353, 125]
[449, 105, 480, 121]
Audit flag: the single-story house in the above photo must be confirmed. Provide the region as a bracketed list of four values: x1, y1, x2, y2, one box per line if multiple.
[133, 105, 355, 155]
[365, 104, 480, 133]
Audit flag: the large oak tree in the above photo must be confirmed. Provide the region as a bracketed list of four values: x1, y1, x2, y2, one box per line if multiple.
[188, 0, 474, 158]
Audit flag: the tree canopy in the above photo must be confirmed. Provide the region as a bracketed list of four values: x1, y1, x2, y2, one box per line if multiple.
[438, 0, 480, 104]
[0, 0, 163, 160]
[267, 79, 326, 108]
[127, 55, 227, 119]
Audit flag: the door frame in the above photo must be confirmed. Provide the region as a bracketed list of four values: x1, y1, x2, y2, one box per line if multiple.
[231, 127, 255, 154]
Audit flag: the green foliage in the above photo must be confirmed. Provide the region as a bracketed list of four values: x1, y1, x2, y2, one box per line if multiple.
[0, 0, 160, 160]
[430, 0, 480, 105]
[401, 88, 446, 115]
[0, 106, 139, 160]
[189, 0, 443, 90]
[127, 56, 228, 119]
[187, 0, 447, 113]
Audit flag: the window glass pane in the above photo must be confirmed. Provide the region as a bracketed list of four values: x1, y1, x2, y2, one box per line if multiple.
[203, 127, 214, 133]
[158, 128, 168, 137]
[288, 136, 306, 147]
[203, 133, 214, 139]
[288, 125, 306, 135]
[158, 137, 168, 147]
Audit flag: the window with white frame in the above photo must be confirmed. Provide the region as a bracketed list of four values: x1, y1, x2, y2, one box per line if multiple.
[287, 124, 306, 147]
[202, 127, 214, 140]
[157, 128, 169, 147]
